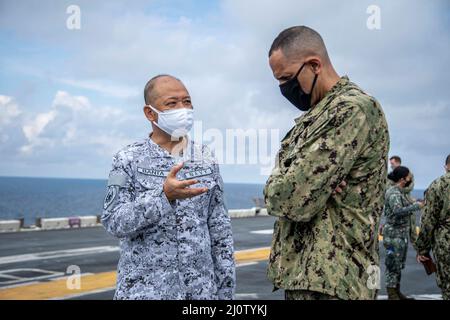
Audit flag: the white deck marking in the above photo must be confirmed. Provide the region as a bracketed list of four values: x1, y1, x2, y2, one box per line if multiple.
[236, 262, 258, 268]
[0, 268, 64, 285]
[58, 290, 261, 300]
[58, 290, 262, 300]
[377, 294, 442, 300]
[0, 246, 119, 265]
[235, 293, 259, 299]
[250, 229, 273, 235]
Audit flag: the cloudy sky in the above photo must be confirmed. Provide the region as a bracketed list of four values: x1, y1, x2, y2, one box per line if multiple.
[0, 0, 449, 188]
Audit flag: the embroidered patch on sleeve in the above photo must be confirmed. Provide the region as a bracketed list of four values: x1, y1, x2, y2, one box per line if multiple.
[104, 185, 119, 210]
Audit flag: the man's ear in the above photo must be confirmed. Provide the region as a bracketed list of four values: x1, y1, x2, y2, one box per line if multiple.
[143, 105, 156, 122]
[308, 57, 322, 74]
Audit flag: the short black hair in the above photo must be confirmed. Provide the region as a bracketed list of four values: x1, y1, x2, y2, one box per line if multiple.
[388, 166, 410, 183]
[389, 156, 402, 164]
[446, 154, 450, 166]
[144, 74, 180, 105]
[268, 25, 329, 61]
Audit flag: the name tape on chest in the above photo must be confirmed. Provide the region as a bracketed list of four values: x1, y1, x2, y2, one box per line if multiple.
[182, 167, 213, 179]
[137, 167, 169, 177]
[137, 166, 213, 179]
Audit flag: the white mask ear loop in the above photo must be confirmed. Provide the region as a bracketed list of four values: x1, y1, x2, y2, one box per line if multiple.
[147, 105, 163, 132]
[147, 105, 160, 114]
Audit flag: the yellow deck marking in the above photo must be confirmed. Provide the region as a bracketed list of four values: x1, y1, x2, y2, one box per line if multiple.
[1, 227, 422, 300]
[0, 271, 117, 300]
[378, 226, 420, 242]
[234, 247, 270, 263]
[0, 247, 271, 300]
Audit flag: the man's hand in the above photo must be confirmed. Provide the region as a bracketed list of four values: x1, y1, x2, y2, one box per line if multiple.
[417, 254, 430, 263]
[163, 162, 208, 201]
[332, 180, 347, 195]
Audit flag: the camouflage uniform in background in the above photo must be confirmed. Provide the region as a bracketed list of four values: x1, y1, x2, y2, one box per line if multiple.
[101, 137, 235, 300]
[285, 290, 339, 300]
[383, 185, 421, 288]
[264, 76, 390, 300]
[404, 173, 418, 244]
[387, 172, 418, 244]
[415, 171, 450, 300]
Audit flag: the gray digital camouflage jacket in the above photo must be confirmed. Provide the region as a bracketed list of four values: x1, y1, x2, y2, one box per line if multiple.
[101, 137, 235, 300]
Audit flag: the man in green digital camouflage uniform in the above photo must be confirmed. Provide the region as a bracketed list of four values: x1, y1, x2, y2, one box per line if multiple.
[416, 154, 450, 300]
[388, 155, 418, 244]
[383, 166, 423, 300]
[264, 26, 390, 300]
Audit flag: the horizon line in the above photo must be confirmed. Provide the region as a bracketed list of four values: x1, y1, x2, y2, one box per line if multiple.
[0, 175, 266, 185]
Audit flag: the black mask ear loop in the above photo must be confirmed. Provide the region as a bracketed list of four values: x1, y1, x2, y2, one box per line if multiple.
[292, 63, 305, 81]
[294, 63, 317, 94]
[308, 70, 319, 107]
[309, 71, 318, 94]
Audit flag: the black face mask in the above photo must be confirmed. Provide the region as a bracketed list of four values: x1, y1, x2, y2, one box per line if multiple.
[279, 63, 318, 111]
[404, 180, 412, 188]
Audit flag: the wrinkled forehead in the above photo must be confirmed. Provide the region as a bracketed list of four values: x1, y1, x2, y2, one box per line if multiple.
[269, 49, 300, 80]
[155, 77, 190, 100]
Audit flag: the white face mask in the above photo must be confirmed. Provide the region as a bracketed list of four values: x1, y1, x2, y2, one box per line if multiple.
[148, 105, 194, 138]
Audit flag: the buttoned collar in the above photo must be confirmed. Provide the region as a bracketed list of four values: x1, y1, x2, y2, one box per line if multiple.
[146, 135, 199, 162]
[294, 75, 350, 125]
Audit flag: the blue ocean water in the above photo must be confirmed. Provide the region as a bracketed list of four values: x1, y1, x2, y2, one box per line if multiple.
[0, 177, 265, 226]
[0, 177, 426, 227]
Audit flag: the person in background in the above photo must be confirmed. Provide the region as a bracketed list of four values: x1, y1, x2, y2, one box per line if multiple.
[415, 154, 450, 300]
[383, 166, 423, 300]
[388, 155, 418, 244]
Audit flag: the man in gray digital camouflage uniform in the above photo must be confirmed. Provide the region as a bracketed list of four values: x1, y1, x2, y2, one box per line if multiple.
[101, 74, 235, 300]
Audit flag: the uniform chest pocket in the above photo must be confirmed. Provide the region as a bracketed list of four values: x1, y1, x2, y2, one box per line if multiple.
[135, 167, 169, 191]
[192, 174, 218, 215]
[194, 175, 216, 189]
[303, 111, 331, 140]
[282, 141, 305, 170]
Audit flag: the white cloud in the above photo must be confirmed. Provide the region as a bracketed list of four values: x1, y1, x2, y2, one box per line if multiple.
[52, 90, 90, 111]
[0, 95, 21, 126]
[0, 95, 22, 145]
[19, 90, 139, 157]
[0, 0, 448, 184]
[56, 78, 139, 99]
[22, 110, 56, 142]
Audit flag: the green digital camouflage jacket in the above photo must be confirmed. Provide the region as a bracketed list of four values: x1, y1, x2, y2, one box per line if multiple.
[383, 185, 420, 240]
[264, 76, 390, 300]
[386, 172, 418, 243]
[416, 172, 450, 261]
[415, 172, 450, 288]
